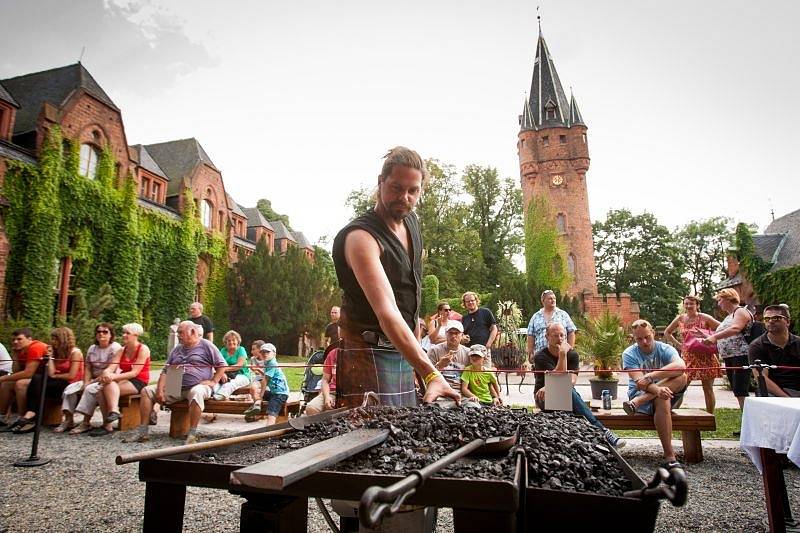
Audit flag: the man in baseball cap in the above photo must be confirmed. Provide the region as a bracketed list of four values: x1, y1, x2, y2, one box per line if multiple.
[426, 320, 470, 388]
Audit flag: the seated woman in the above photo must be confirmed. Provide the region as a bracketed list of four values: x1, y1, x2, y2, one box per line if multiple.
[213, 330, 252, 400]
[13, 327, 83, 434]
[63, 323, 121, 434]
[92, 323, 151, 436]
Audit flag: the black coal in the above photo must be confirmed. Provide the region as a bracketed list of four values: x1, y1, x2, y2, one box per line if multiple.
[194, 405, 630, 495]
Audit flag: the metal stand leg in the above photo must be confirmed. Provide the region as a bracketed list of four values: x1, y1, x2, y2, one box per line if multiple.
[143, 481, 186, 533]
[15, 357, 51, 467]
[239, 494, 307, 533]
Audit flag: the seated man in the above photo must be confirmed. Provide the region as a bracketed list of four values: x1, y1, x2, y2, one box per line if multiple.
[534, 323, 625, 449]
[131, 321, 226, 444]
[426, 320, 470, 389]
[0, 328, 48, 429]
[748, 304, 800, 397]
[622, 319, 688, 468]
[460, 345, 502, 407]
[304, 346, 337, 416]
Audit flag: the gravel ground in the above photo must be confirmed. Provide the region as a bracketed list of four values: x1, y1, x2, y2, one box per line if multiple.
[1, 429, 798, 532]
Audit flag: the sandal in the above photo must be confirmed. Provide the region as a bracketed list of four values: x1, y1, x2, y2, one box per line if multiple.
[69, 423, 94, 435]
[88, 427, 113, 437]
[12, 421, 37, 434]
[53, 421, 76, 433]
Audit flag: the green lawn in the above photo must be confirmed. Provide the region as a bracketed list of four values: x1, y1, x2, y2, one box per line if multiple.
[615, 407, 742, 440]
[278, 355, 311, 392]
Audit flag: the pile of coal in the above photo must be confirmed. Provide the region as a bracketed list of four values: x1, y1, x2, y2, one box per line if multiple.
[518, 411, 630, 496]
[337, 404, 518, 476]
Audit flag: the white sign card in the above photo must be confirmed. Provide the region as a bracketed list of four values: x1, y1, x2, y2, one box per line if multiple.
[165, 365, 185, 402]
[543, 372, 573, 412]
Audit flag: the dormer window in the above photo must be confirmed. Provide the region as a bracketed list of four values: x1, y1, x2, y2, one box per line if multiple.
[201, 199, 213, 229]
[79, 143, 100, 179]
[545, 108, 556, 120]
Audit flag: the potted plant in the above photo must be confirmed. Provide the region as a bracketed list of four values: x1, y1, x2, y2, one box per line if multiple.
[576, 311, 628, 400]
[494, 300, 527, 370]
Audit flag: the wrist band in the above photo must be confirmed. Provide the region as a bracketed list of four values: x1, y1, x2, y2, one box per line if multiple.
[423, 371, 440, 386]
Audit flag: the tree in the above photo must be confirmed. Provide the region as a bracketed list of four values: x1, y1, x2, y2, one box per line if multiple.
[462, 165, 523, 291]
[227, 240, 340, 354]
[524, 194, 571, 298]
[593, 209, 687, 326]
[256, 198, 292, 229]
[345, 186, 374, 219]
[417, 160, 483, 296]
[675, 217, 734, 311]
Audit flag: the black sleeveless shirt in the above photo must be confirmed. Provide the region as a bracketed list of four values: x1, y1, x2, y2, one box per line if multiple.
[332, 208, 422, 337]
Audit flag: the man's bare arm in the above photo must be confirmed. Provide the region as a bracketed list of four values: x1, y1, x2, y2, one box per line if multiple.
[344, 229, 459, 402]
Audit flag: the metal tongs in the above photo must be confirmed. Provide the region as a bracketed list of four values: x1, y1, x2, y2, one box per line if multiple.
[359, 432, 518, 528]
[623, 466, 688, 506]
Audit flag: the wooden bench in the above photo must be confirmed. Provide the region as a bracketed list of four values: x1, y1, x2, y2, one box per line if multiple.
[167, 399, 301, 438]
[42, 394, 142, 431]
[594, 408, 716, 463]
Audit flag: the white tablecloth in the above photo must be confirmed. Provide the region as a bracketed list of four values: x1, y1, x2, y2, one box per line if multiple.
[740, 397, 800, 473]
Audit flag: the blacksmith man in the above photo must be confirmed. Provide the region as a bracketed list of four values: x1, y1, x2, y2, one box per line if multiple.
[332, 147, 460, 406]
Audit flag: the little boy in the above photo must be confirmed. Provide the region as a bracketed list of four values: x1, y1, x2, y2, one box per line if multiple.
[460, 344, 502, 407]
[244, 343, 288, 425]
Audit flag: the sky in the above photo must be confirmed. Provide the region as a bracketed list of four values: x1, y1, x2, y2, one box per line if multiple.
[1, 0, 798, 248]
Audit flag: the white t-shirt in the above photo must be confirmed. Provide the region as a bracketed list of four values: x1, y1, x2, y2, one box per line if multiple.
[86, 342, 122, 377]
[0, 343, 11, 374]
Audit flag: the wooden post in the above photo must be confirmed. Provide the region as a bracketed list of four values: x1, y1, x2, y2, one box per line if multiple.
[760, 448, 787, 533]
[239, 494, 307, 533]
[57, 256, 72, 318]
[143, 481, 186, 533]
[681, 430, 703, 463]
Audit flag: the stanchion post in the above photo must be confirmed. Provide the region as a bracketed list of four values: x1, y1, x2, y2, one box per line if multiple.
[14, 354, 52, 467]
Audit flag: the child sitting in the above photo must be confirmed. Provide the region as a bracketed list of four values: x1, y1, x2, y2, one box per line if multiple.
[244, 343, 288, 425]
[460, 344, 502, 407]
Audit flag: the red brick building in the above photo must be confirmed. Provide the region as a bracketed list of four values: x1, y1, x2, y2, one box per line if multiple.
[0, 63, 314, 319]
[518, 29, 639, 323]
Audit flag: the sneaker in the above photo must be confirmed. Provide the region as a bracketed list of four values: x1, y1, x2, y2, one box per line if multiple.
[149, 410, 158, 425]
[212, 393, 225, 401]
[243, 403, 261, 417]
[184, 434, 198, 445]
[662, 460, 683, 470]
[604, 429, 627, 449]
[622, 400, 636, 416]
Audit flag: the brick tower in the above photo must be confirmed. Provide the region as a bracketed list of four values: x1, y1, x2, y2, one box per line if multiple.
[518, 27, 597, 297]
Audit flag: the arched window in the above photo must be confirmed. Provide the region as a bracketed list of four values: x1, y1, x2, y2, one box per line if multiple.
[567, 254, 576, 275]
[79, 143, 99, 179]
[201, 199, 213, 229]
[556, 213, 566, 234]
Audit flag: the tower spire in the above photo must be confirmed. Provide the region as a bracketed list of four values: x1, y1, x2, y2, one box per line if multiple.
[524, 29, 570, 129]
[569, 87, 585, 127]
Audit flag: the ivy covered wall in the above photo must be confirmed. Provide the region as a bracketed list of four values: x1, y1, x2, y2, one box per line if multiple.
[2, 128, 227, 357]
[736, 223, 800, 329]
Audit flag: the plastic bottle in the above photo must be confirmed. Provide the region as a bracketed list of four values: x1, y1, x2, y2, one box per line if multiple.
[602, 389, 612, 410]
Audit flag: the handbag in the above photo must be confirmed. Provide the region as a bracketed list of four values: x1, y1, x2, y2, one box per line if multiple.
[683, 329, 718, 356]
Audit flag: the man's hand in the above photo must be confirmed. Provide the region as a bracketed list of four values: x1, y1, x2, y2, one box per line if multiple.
[324, 394, 335, 409]
[655, 386, 674, 400]
[535, 387, 546, 402]
[422, 376, 461, 404]
[635, 376, 651, 391]
[155, 388, 167, 404]
[219, 374, 229, 384]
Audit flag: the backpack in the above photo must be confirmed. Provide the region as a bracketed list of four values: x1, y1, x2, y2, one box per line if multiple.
[742, 307, 767, 344]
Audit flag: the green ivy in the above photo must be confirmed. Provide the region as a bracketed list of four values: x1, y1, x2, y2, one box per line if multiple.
[736, 223, 800, 331]
[421, 275, 440, 317]
[524, 194, 571, 298]
[2, 128, 230, 357]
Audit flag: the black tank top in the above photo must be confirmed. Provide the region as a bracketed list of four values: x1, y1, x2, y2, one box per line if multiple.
[332, 208, 422, 337]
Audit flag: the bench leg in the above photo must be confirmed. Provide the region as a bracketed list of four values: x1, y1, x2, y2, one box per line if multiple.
[44, 400, 63, 426]
[681, 430, 703, 463]
[120, 397, 141, 431]
[169, 410, 190, 438]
